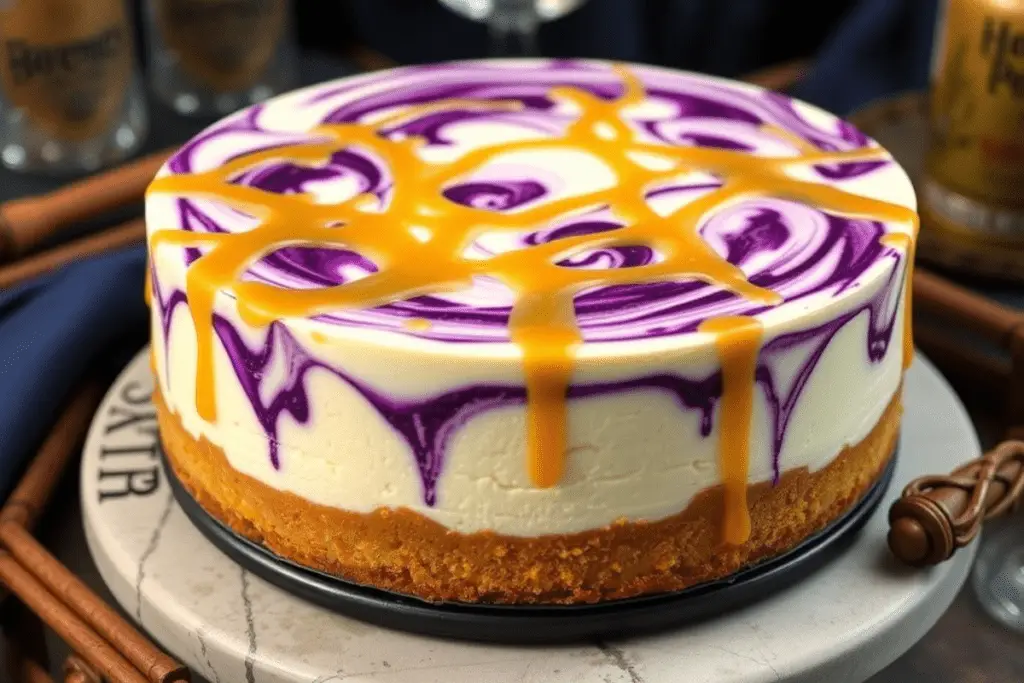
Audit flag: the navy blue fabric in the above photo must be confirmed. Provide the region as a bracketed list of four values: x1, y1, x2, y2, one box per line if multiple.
[0, 245, 148, 498]
[792, 0, 939, 115]
[0, 0, 939, 501]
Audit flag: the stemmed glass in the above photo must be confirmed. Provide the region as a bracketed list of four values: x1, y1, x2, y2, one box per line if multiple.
[438, 0, 590, 56]
[972, 515, 1024, 630]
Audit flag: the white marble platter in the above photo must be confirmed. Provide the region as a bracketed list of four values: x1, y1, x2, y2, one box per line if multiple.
[81, 350, 978, 683]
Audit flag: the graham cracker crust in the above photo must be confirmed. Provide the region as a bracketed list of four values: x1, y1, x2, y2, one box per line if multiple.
[155, 389, 900, 605]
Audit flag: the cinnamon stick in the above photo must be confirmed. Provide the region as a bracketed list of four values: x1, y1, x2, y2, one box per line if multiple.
[0, 524, 188, 683]
[913, 324, 1010, 391]
[0, 381, 106, 530]
[0, 219, 145, 290]
[913, 269, 1022, 346]
[0, 553, 148, 683]
[0, 150, 170, 262]
[913, 267, 1024, 426]
[741, 59, 808, 91]
[17, 657, 52, 683]
[1009, 325, 1024, 426]
[348, 46, 397, 72]
[64, 655, 102, 683]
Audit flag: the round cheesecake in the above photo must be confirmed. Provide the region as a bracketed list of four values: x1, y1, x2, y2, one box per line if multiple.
[145, 60, 918, 605]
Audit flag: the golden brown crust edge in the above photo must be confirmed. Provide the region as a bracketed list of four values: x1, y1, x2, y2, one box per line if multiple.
[155, 388, 901, 605]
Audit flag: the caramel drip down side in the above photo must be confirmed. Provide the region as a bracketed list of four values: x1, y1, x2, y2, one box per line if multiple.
[146, 65, 917, 542]
[698, 316, 763, 544]
[881, 230, 919, 369]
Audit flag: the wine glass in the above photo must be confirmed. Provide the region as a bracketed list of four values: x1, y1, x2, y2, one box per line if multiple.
[438, 0, 590, 56]
[972, 515, 1024, 631]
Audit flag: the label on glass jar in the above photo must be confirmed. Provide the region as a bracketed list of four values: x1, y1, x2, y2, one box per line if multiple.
[926, 0, 1024, 233]
[0, 0, 132, 141]
[154, 0, 286, 92]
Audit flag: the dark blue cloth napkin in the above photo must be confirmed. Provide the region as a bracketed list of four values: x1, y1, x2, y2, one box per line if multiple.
[0, 0, 939, 502]
[0, 245, 148, 498]
[791, 0, 938, 115]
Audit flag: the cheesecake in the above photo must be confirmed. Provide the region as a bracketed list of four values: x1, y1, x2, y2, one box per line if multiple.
[145, 60, 917, 604]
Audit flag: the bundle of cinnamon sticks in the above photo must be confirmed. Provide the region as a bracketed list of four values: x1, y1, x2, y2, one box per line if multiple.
[0, 149, 188, 683]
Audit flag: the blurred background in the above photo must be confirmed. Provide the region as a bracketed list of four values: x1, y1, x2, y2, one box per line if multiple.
[155, 0, 935, 115]
[294, 0, 861, 75]
[0, 0, 942, 177]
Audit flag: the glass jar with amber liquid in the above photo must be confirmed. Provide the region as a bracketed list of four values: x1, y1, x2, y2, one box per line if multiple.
[144, 0, 298, 117]
[923, 0, 1024, 281]
[0, 0, 147, 174]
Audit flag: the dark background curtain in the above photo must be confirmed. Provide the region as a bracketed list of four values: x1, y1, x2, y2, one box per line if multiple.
[129, 0, 860, 78]
[126, 0, 938, 115]
[296, 0, 859, 78]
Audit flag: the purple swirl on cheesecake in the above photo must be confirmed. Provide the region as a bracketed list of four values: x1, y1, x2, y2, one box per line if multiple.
[162, 61, 895, 345]
[150, 61, 912, 492]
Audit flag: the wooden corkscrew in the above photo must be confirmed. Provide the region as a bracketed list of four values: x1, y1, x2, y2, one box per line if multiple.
[888, 440, 1024, 566]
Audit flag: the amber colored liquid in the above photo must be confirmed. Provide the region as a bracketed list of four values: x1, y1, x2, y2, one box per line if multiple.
[926, 0, 1024, 239]
[0, 0, 145, 172]
[146, 0, 296, 117]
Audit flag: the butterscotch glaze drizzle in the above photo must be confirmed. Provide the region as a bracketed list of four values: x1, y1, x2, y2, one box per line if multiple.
[881, 231, 918, 369]
[698, 316, 762, 545]
[403, 318, 432, 332]
[147, 64, 917, 544]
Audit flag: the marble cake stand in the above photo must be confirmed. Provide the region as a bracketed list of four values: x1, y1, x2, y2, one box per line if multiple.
[81, 350, 979, 683]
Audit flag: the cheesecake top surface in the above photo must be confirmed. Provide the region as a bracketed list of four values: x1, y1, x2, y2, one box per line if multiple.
[147, 59, 916, 347]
